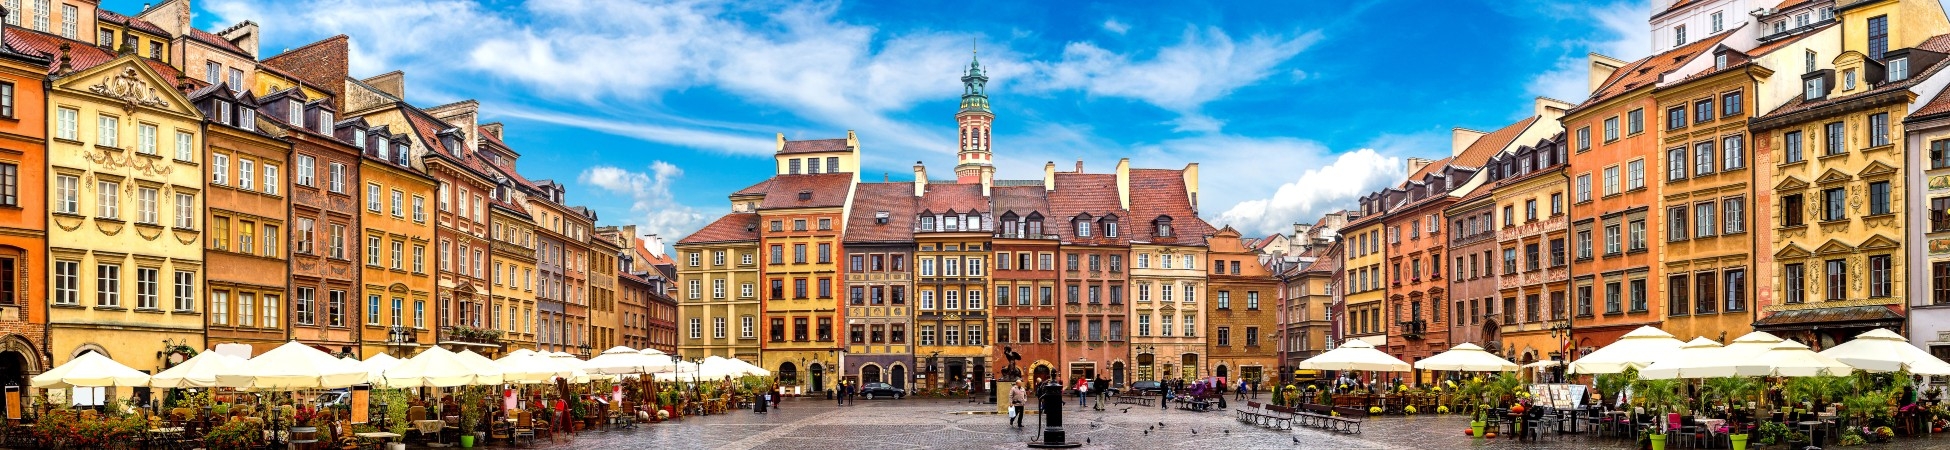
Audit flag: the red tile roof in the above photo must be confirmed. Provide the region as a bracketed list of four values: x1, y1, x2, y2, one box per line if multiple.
[188, 28, 250, 58]
[778, 138, 849, 155]
[757, 173, 854, 209]
[1398, 157, 1453, 188]
[919, 183, 986, 214]
[733, 179, 773, 196]
[1769, 34, 1950, 121]
[403, 106, 496, 180]
[97, 9, 169, 38]
[1301, 242, 1343, 275]
[1579, 30, 1733, 109]
[1913, 80, 1950, 119]
[1455, 116, 1539, 168]
[1746, 23, 1830, 56]
[991, 185, 1049, 218]
[1048, 172, 1127, 244]
[7, 26, 197, 89]
[676, 213, 762, 245]
[1128, 168, 1204, 246]
[843, 182, 917, 243]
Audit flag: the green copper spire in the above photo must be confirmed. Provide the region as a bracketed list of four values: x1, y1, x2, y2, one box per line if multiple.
[960, 44, 990, 114]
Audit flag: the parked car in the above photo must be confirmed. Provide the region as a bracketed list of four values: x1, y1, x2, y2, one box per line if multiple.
[859, 382, 905, 399]
[1127, 380, 1164, 395]
[313, 390, 351, 408]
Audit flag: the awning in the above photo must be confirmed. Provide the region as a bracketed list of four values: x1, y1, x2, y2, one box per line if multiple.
[1752, 305, 1903, 330]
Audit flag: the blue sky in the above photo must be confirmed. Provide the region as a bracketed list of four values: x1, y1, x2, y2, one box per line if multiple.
[100, 0, 1666, 241]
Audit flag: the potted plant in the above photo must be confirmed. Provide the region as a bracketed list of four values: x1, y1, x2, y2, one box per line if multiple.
[1703, 376, 1760, 450]
[202, 417, 265, 450]
[1784, 430, 1810, 449]
[1632, 378, 1681, 450]
[458, 387, 485, 448]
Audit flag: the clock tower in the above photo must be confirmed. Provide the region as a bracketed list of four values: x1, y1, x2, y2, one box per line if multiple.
[954, 51, 993, 184]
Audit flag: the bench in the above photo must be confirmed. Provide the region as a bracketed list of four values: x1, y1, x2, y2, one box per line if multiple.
[1259, 405, 1295, 430]
[1115, 395, 1155, 407]
[1173, 395, 1220, 412]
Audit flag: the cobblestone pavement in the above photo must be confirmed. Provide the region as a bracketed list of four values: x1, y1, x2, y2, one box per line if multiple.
[494, 397, 1950, 450]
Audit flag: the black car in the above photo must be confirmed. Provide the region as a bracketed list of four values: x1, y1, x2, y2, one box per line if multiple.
[859, 382, 905, 399]
[1127, 380, 1164, 395]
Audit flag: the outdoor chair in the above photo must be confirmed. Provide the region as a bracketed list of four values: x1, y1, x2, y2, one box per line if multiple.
[512, 410, 536, 447]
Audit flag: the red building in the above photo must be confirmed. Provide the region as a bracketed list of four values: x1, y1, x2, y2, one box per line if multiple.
[991, 184, 1061, 382]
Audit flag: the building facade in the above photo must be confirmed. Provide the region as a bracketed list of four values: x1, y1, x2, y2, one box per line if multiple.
[991, 185, 1060, 384]
[196, 83, 290, 356]
[1205, 226, 1276, 386]
[841, 182, 916, 388]
[675, 213, 763, 361]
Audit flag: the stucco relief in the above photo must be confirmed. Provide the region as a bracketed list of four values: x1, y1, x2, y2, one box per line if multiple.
[87, 67, 171, 112]
[80, 149, 173, 177]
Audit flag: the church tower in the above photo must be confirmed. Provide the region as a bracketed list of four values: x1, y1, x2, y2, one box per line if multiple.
[954, 50, 993, 184]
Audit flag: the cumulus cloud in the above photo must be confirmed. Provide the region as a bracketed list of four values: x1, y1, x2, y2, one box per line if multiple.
[1217, 149, 1404, 236]
[1103, 18, 1131, 34]
[578, 163, 712, 242]
[1021, 26, 1321, 131]
[1525, 0, 1652, 102]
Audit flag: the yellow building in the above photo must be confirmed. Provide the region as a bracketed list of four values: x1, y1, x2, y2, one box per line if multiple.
[588, 228, 622, 351]
[756, 134, 857, 393]
[488, 188, 539, 352]
[1749, 1, 1950, 346]
[348, 122, 438, 358]
[913, 181, 991, 389]
[1129, 165, 1209, 381]
[1340, 214, 1389, 349]
[675, 213, 764, 361]
[41, 49, 206, 375]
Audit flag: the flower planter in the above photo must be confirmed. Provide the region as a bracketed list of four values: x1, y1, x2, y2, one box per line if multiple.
[1649, 433, 1666, 450]
[460, 434, 476, 448]
[289, 426, 319, 444]
[1728, 433, 1747, 450]
[1470, 421, 1485, 438]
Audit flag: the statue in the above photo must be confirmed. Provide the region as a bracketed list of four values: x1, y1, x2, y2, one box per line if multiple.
[1000, 346, 1024, 381]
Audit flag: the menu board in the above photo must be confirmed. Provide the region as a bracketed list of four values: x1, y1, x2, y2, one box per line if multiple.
[1529, 383, 1587, 409]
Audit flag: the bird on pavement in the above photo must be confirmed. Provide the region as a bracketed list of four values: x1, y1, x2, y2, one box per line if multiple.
[1147, 425, 1154, 431]
[1159, 422, 1166, 427]
[1293, 436, 1300, 444]
[1144, 429, 1150, 435]
[1224, 429, 1230, 434]
[1191, 429, 1197, 435]
[1086, 438, 1091, 444]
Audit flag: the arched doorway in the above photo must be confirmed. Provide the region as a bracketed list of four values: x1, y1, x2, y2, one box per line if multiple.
[1216, 364, 1229, 380]
[0, 350, 23, 415]
[809, 363, 826, 392]
[862, 364, 883, 384]
[1110, 362, 1126, 387]
[779, 362, 799, 387]
[1032, 364, 1052, 383]
[891, 364, 907, 389]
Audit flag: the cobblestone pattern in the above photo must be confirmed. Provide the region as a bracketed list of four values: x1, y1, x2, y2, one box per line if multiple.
[500, 398, 1950, 450]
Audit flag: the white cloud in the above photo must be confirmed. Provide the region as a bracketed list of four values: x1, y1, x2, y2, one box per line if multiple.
[578, 163, 713, 242]
[1217, 149, 1404, 235]
[1021, 26, 1320, 131]
[1525, 0, 1652, 103]
[1103, 18, 1131, 34]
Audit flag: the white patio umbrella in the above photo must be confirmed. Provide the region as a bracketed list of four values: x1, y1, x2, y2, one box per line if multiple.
[1413, 343, 1519, 372]
[381, 347, 479, 388]
[1818, 328, 1950, 375]
[1299, 339, 1411, 372]
[1754, 340, 1854, 377]
[497, 350, 587, 384]
[149, 351, 243, 388]
[652, 361, 703, 382]
[639, 348, 666, 356]
[1640, 337, 1761, 379]
[32, 352, 150, 389]
[218, 341, 368, 390]
[729, 358, 770, 377]
[1569, 326, 1687, 374]
[353, 353, 402, 381]
[585, 346, 661, 375]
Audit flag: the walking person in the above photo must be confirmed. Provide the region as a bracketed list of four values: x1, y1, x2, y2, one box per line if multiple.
[1237, 379, 1248, 401]
[1074, 376, 1089, 410]
[1009, 383, 1027, 428]
[837, 382, 847, 406]
[1161, 381, 1172, 410]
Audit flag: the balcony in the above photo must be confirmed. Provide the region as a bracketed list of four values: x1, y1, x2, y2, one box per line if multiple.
[1398, 320, 1426, 340]
[441, 325, 503, 348]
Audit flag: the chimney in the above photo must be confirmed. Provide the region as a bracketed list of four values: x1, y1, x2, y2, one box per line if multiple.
[1115, 158, 1130, 211]
[479, 122, 504, 140]
[1451, 128, 1487, 156]
[363, 71, 406, 100]
[1043, 161, 1056, 191]
[1587, 53, 1628, 97]
[1294, 223, 1312, 237]
[1534, 96, 1572, 122]
[218, 21, 262, 58]
[1406, 157, 1435, 176]
[424, 99, 481, 155]
[913, 161, 928, 198]
[1075, 160, 1084, 173]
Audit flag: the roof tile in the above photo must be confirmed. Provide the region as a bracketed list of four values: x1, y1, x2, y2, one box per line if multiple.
[1128, 168, 1204, 246]
[676, 213, 762, 245]
[843, 183, 917, 243]
[1047, 172, 1127, 244]
[779, 138, 849, 155]
[758, 173, 854, 209]
[1581, 29, 1734, 109]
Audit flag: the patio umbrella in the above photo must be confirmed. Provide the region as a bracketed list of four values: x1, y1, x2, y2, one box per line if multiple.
[639, 348, 666, 356]
[1298, 339, 1411, 372]
[1818, 328, 1950, 375]
[1640, 337, 1767, 379]
[1413, 343, 1518, 372]
[1754, 340, 1854, 377]
[728, 358, 770, 377]
[353, 353, 402, 381]
[585, 346, 661, 375]
[149, 351, 243, 388]
[652, 361, 703, 382]
[32, 352, 150, 389]
[452, 349, 507, 384]
[381, 347, 476, 388]
[217, 341, 368, 390]
[497, 350, 587, 384]
[1568, 326, 1686, 374]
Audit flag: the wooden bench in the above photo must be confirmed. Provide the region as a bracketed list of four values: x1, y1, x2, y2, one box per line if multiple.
[1114, 395, 1155, 407]
[1260, 405, 1295, 430]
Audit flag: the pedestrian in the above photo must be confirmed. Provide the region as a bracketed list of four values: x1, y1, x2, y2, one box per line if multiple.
[837, 381, 847, 406]
[1010, 382, 1027, 428]
[1074, 376, 1089, 410]
[1161, 380, 1172, 410]
[772, 384, 782, 410]
[1236, 379, 1247, 400]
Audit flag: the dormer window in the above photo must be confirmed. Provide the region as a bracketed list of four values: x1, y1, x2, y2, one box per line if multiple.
[376, 137, 390, 161]
[318, 111, 334, 134]
[875, 211, 889, 225]
[1890, 57, 1910, 82]
[238, 107, 254, 131]
[919, 216, 935, 231]
[1844, 69, 1856, 90]
[354, 129, 367, 150]
[1074, 213, 1092, 238]
[1155, 216, 1175, 237]
[944, 214, 959, 231]
[288, 101, 302, 124]
[395, 143, 410, 165]
[968, 215, 981, 230]
[1715, 54, 1727, 70]
[217, 100, 231, 123]
[1103, 220, 1117, 237]
[797, 190, 812, 201]
[1805, 77, 1824, 100]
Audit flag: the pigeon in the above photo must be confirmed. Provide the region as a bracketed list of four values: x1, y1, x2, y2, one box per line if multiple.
[1191, 429, 1197, 435]
[1144, 429, 1150, 435]
[1159, 422, 1167, 427]
[1147, 425, 1154, 431]
[1293, 436, 1300, 444]
[1086, 438, 1091, 444]
[1224, 429, 1230, 434]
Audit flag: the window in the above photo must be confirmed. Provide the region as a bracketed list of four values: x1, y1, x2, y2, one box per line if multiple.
[366, 184, 381, 211]
[1575, 174, 1590, 202]
[1603, 166, 1619, 195]
[412, 196, 426, 222]
[1694, 99, 1712, 124]
[173, 270, 195, 312]
[1695, 202, 1716, 238]
[236, 159, 255, 191]
[1694, 141, 1714, 176]
[29, 0, 42, 32]
[1868, 181, 1890, 215]
[1938, 263, 1950, 305]
[1891, 57, 1911, 82]
[1870, 113, 1890, 147]
[96, 263, 119, 307]
[1629, 220, 1646, 250]
[1822, 259, 1845, 301]
[135, 267, 157, 309]
[1870, 255, 1892, 298]
[328, 163, 345, 193]
[1784, 130, 1804, 163]
[135, 187, 157, 225]
[95, 181, 118, 219]
[391, 190, 404, 217]
[1868, 15, 1889, 61]
[1627, 159, 1644, 190]
[1576, 127, 1589, 151]
[1783, 194, 1805, 227]
[1628, 108, 1644, 134]
[1674, 24, 1686, 46]
[1605, 225, 1621, 254]
[1668, 148, 1688, 181]
[52, 260, 76, 305]
[1823, 187, 1846, 221]
[137, 123, 156, 154]
[1936, 197, 1950, 232]
[59, 3, 72, 38]
[1825, 122, 1845, 155]
[55, 107, 77, 141]
[1629, 279, 1647, 311]
[176, 131, 193, 161]
[1604, 116, 1619, 141]
[96, 115, 117, 147]
[1722, 135, 1744, 169]
[1577, 230, 1592, 259]
[1668, 106, 1686, 130]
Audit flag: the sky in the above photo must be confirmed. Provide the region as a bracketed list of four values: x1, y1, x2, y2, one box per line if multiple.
[95, 0, 1673, 243]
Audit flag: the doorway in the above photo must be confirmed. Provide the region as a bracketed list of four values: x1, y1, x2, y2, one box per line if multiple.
[863, 364, 882, 384]
[891, 364, 907, 389]
[810, 364, 826, 392]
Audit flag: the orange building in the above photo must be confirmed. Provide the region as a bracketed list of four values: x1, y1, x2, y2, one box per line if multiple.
[1564, 33, 1729, 351]
[0, 27, 49, 385]
[195, 85, 292, 355]
[1204, 226, 1277, 385]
